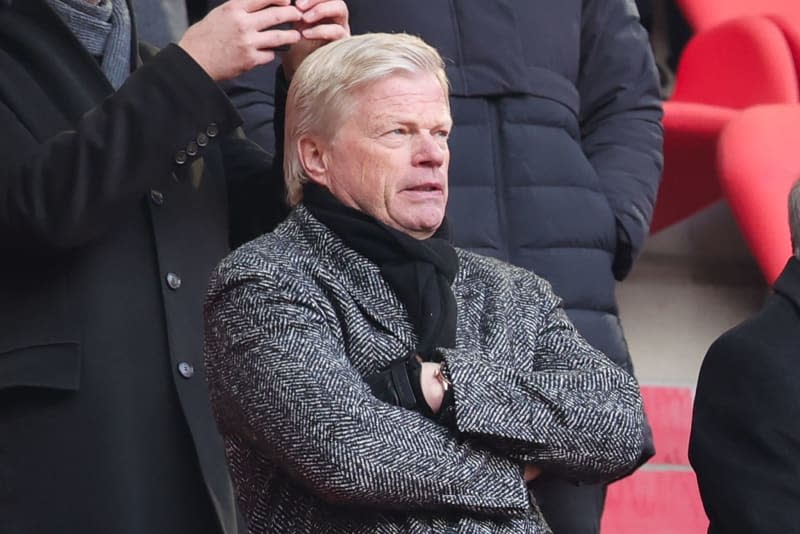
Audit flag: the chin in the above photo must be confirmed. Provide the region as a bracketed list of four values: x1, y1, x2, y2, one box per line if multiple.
[414, 220, 445, 238]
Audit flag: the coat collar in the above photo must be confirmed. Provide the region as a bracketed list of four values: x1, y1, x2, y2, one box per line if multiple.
[773, 257, 800, 313]
[285, 206, 418, 347]
[0, 0, 142, 123]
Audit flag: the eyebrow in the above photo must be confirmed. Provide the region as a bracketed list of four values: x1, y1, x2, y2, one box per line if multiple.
[371, 114, 453, 129]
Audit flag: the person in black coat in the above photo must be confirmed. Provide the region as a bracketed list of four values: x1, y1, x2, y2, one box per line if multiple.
[207, 0, 663, 532]
[690, 179, 800, 533]
[0, 1, 347, 532]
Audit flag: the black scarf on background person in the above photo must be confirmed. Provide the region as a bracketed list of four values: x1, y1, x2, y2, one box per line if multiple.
[303, 183, 458, 358]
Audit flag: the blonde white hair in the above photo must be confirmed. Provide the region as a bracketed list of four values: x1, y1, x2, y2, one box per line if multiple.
[283, 32, 449, 206]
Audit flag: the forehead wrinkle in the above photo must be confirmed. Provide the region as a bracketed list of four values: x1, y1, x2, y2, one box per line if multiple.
[369, 103, 451, 127]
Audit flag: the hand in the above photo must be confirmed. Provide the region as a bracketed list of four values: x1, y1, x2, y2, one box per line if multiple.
[523, 464, 542, 482]
[419, 361, 446, 414]
[280, 0, 350, 79]
[179, 0, 303, 81]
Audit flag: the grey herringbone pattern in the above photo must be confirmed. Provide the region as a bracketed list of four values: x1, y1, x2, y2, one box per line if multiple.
[204, 207, 645, 533]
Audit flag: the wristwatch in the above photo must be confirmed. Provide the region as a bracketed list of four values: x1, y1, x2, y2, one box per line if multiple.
[433, 361, 452, 392]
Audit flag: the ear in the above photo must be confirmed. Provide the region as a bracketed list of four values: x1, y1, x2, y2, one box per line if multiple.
[297, 135, 329, 187]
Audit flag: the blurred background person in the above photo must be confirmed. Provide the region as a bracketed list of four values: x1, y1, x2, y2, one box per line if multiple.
[690, 178, 800, 533]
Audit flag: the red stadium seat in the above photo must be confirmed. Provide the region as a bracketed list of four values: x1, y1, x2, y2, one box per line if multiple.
[717, 105, 800, 284]
[651, 17, 798, 232]
[675, 0, 800, 33]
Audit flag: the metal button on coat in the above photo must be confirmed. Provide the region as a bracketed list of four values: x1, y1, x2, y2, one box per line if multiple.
[175, 149, 187, 165]
[150, 189, 164, 206]
[186, 140, 198, 156]
[196, 132, 209, 147]
[165, 272, 182, 290]
[177, 362, 194, 379]
[206, 123, 219, 138]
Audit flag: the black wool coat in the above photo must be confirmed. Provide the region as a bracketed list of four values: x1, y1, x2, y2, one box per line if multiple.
[0, 1, 281, 532]
[690, 257, 800, 533]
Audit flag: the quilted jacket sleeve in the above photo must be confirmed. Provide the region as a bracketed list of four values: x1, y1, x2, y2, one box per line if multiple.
[578, 0, 663, 280]
[204, 255, 531, 515]
[440, 269, 646, 484]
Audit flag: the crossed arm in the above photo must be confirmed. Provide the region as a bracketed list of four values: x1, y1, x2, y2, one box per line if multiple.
[204, 257, 531, 516]
[205, 253, 645, 514]
[438, 270, 646, 483]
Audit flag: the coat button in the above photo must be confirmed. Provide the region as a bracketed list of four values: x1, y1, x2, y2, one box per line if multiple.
[165, 272, 182, 290]
[206, 123, 219, 138]
[186, 140, 199, 156]
[175, 150, 188, 165]
[177, 361, 194, 379]
[150, 189, 164, 206]
[196, 132, 209, 147]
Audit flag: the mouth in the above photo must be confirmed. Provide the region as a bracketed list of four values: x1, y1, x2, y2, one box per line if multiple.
[405, 183, 443, 193]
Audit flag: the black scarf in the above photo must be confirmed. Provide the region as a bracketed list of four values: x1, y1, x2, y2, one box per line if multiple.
[303, 184, 458, 358]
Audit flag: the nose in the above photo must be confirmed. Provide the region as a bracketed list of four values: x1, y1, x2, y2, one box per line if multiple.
[412, 132, 447, 168]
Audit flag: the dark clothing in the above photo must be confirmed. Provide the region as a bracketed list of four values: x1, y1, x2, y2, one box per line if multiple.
[0, 1, 278, 532]
[131, 0, 189, 47]
[690, 257, 800, 534]
[635, 0, 653, 32]
[211, 1, 663, 531]
[303, 184, 459, 358]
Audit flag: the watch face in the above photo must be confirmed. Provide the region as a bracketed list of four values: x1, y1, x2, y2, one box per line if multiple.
[434, 367, 451, 391]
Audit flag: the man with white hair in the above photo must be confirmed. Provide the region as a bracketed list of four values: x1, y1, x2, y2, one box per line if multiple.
[690, 179, 800, 533]
[204, 32, 646, 533]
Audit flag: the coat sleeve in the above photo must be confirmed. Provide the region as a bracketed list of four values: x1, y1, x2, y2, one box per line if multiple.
[689, 331, 800, 532]
[578, 0, 664, 280]
[207, 0, 280, 157]
[439, 271, 646, 484]
[219, 130, 288, 248]
[221, 64, 291, 248]
[203, 257, 531, 515]
[0, 44, 241, 255]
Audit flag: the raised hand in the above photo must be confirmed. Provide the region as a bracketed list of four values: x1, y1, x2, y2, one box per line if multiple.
[179, 0, 303, 81]
[281, 0, 350, 79]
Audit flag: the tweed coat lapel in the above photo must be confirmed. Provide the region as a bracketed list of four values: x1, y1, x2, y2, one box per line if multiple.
[295, 206, 418, 351]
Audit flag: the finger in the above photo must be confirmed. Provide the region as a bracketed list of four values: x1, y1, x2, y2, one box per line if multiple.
[250, 5, 303, 30]
[293, 0, 329, 10]
[247, 49, 278, 69]
[524, 465, 543, 481]
[253, 29, 302, 50]
[300, 23, 349, 42]
[240, 0, 292, 13]
[301, 0, 348, 25]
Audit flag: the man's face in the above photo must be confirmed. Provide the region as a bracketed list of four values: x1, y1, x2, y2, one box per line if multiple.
[312, 72, 451, 239]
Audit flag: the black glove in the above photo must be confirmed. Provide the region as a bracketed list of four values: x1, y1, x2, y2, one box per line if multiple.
[365, 352, 435, 418]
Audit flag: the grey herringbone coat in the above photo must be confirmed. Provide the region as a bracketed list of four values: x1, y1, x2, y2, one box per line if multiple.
[204, 207, 646, 533]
